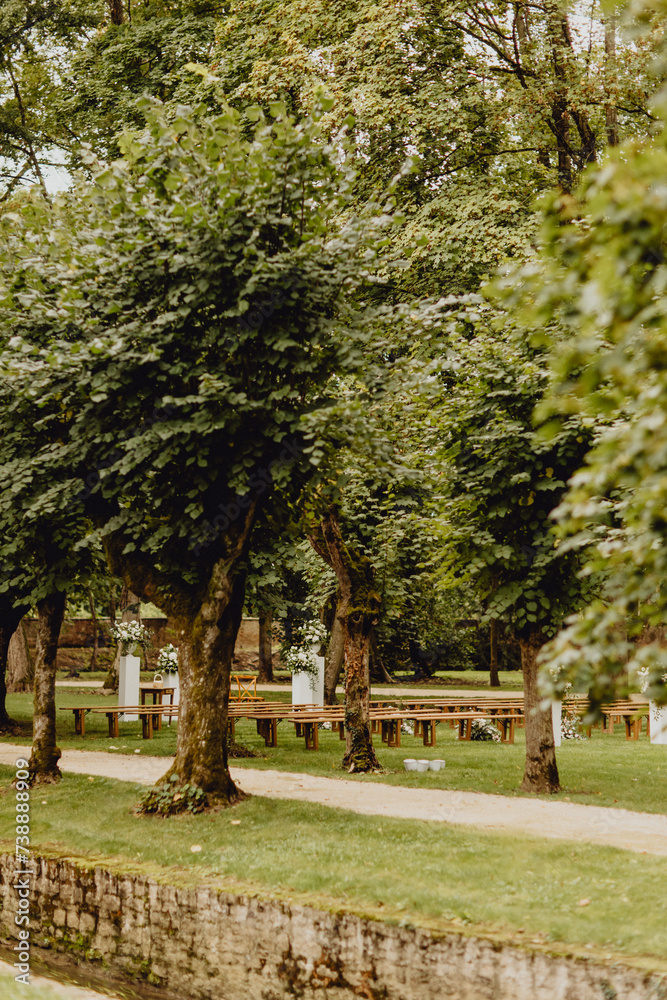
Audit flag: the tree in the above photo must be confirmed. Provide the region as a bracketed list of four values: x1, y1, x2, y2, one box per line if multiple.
[437, 315, 592, 792]
[0, 92, 397, 804]
[309, 507, 382, 772]
[448, 0, 658, 193]
[0, 1, 100, 200]
[55, 0, 218, 165]
[513, 23, 667, 708]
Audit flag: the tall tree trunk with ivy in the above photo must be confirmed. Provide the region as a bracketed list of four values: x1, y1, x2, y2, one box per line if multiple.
[519, 628, 560, 793]
[0, 600, 29, 730]
[310, 508, 381, 772]
[30, 592, 67, 784]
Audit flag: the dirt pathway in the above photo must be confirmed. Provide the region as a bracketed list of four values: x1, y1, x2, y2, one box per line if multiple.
[2, 744, 665, 855]
[54, 681, 523, 696]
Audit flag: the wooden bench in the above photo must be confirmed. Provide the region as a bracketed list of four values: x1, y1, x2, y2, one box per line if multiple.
[228, 703, 523, 749]
[60, 705, 179, 739]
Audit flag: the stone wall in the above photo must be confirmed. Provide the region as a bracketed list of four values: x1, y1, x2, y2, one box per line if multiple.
[21, 616, 259, 651]
[0, 852, 665, 1000]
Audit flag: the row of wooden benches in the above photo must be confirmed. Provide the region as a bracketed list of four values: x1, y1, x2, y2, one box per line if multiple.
[60, 696, 651, 747]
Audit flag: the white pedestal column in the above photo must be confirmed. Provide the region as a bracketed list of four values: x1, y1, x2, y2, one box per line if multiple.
[292, 645, 325, 706]
[118, 648, 141, 720]
[162, 670, 180, 720]
[649, 702, 667, 744]
[551, 700, 562, 747]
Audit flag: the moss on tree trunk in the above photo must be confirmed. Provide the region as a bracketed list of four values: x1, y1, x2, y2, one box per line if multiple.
[0, 602, 30, 732]
[30, 592, 66, 784]
[160, 560, 248, 804]
[309, 509, 381, 772]
[324, 608, 344, 705]
[519, 629, 560, 794]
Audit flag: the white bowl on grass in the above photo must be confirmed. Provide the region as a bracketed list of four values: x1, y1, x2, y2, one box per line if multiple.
[429, 759, 446, 771]
[415, 760, 430, 772]
[403, 759, 418, 772]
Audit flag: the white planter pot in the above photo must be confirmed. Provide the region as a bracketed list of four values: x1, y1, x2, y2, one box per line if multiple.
[292, 644, 325, 705]
[118, 647, 141, 721]
[649, 702, 667, 744]
[551, 700, 562, 748]
[161, 670, 180, 720]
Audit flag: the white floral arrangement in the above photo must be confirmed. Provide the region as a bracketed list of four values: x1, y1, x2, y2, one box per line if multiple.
[561, 708, 584, 740]
[465, 718, 502, 743]
[281, 621, 327, 680]
[109, 621, 152, 656]
[157, 644, 179, 673]
[636, 666, 667, 722]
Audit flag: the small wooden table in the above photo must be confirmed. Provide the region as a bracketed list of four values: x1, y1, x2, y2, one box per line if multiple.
[139, 683, 176, 729]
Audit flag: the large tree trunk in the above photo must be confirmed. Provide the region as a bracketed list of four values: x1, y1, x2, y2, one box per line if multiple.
[6, 621, 33, 693]
[0, 604, 30, 730]
[309, 509, 381, 772]
[29, 592, 67, 784]
[257, 608, 274, 682]
[162, 559, 247, 801]
[369, 628, 393, 685]
[324, 608, 344, 705]
[105, 500, 257, 808]
[88, 587, 99, 671]
[519, 629, 560, 794]
[107, 0, 124, 25]
[489, 618, 500, 688]
[604, 15, 619, 147]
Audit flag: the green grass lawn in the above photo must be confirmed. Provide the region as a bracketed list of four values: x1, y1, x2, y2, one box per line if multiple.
[0, 766, 666, 966]
[2, 690, 666, 813]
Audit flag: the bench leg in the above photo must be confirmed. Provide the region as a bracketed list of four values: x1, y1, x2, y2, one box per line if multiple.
[387, 721, 401, 748]
[338, 721, 345, 740]
[422, 721, 437, 747]
[304, 722, 319, 750]
[74, 709, 85, 736]
[229, 718, 236, 737]
[141, 714, 153, 739]
[414, 720, 422, 737]
[106, 713, 119, 737]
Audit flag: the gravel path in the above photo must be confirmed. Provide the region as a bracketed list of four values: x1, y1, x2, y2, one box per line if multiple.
[54, 681, 524, 697]
[1, 744, 665, 856]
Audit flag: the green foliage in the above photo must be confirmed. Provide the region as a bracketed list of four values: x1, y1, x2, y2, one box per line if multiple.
[208, 0, 538, 299]
[508, 78, 667, 702]
[437, 314, 594, 640]
[0, 95, 395, 608]
[139, 772, 208, 815]
[0, 0, 100, 199]
[57, 1, 218, 164]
